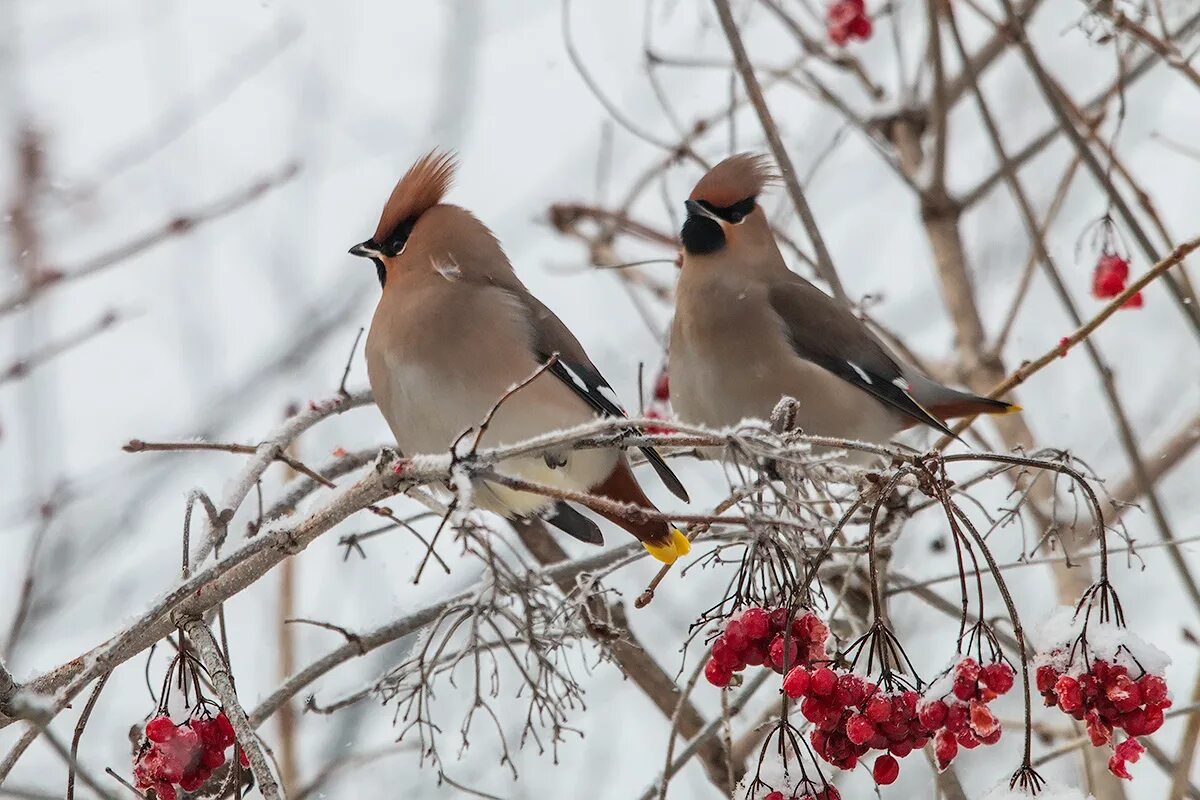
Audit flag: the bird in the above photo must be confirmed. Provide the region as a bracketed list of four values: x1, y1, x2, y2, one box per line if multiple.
[349, 151, 692, 564]
[669, 153, 1019, 455]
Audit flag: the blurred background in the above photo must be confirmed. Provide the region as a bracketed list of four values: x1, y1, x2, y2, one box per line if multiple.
[2, 1, 1199, 798]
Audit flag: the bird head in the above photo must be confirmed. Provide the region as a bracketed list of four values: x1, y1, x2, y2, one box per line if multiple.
[349, 150, 458, 287]
[681, 153, 777, 259]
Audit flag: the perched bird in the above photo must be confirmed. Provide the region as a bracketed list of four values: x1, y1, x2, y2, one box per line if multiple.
[350, 151, 691, 563]
[669, 153, 1019, 453]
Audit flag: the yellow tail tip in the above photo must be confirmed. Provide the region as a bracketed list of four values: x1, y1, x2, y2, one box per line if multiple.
[643, 528, 691, 565]
[1005, 404, 1024, 414]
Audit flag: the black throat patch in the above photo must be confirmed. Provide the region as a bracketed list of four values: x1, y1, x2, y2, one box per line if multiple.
[681, 215, 725, 255]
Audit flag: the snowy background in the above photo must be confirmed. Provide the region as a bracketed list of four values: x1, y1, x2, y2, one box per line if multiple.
[2, 1, 1199, 798]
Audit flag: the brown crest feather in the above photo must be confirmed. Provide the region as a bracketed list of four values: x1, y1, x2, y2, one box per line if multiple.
[688, 153, 777, 208]
[373, 150, 458, 241]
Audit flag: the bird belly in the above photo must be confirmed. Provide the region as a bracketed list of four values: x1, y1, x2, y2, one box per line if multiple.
[476, 448, 618, 516]
[375, 358, 617, 516]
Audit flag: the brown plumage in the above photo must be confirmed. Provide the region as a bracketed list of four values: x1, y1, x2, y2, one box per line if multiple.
[671, 153, 1019, 456]
[688, 153, 776, 207]
[372, 150, 458, 242]
[352, 151, 691, 564]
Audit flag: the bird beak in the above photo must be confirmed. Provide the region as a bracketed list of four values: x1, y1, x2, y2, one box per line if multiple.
[685, 199, 717, 221]
[349, 239, 381, 258]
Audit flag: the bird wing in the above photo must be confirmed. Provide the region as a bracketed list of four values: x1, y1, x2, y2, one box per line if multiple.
[766, 274, 956, 437]
[503, 286, 690, 503]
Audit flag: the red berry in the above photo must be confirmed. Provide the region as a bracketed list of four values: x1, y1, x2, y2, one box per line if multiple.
[214, 712, 236, 749]
[835, 673, 866, 707]
[889, 740, 913, 758]
[934, 729, 958, 771]
[919, 700, 948, 730]
[1139, 704, 1165, 735]
[952, 676, 976, 702]
[154, 784, 178, 800]
[764, 793, 785, 800]
[810, 667, 838, 697]
[801, 696, 830, 724]
[981, 663, 1014, 694]
[711, 637, 743, 669]
[704, 658, 732, 687]
[723, 619, 749, 649]
[1086, 711, 1112, 746]
[865, 696, 892, 723]
[145, 716, 177, 744]
[783, 666, 810, 699]
[1106, 674, 1141, 712]
[1056, 675, 1083, 713]
[873, 754, 900, 785]
[1109, 751, 1133, 780]
[968, 701, 1000, 738]
[957, 728, 981, 749]
[239, 749, 249, 767]
[1139, 674, 1168, 705]
[740, 607, 771, 640]
[846, 714, 876, 745]
[1036, 665, 1058, 693]
[945, 703, 968, 735]
[955, 657, 980, 681]
[769, 607, 790, 632]
[1092, 260, 1128, 298]
[768, 635, 799, 670]
[1115, 737, 1144, 763]
[743, 643, 767, 667]
[201, 747, 226, 770]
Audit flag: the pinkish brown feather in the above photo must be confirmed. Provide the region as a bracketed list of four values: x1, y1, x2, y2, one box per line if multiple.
[688, 153, 777, 207]
[373, 150, 458, 241]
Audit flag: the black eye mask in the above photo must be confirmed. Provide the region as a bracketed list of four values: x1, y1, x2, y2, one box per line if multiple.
[698, 195, 757, 224]
[380, 216, 416, 257]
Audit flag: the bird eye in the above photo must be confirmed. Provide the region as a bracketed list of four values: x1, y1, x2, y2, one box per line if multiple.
[723, 195, 757, 224]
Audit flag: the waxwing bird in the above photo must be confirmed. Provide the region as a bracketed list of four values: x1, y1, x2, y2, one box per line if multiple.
[669, 153, 1019, 453]
[351, 151, 691, 563]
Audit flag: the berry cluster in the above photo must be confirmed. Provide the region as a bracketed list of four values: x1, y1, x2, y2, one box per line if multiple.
[1034, 603, 1172, 781]
[784, 666, 929, 782]
[919, 656, 1015, 772]
[134, 712, 245, 800]
[827, 0, 872, 46]
[643, 368, 674, 435]
[1037, 660, 1169, 743]
[704, 608, 829, 688]
[1091, 253, 1143, 308]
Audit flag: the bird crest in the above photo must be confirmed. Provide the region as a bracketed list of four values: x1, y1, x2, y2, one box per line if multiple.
[689, 153, 777, 208]
[373, 150, 458, 241]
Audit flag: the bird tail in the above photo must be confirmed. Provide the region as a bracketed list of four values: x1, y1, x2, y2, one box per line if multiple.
[589, 459, 690, 565]
[925, 395, 1022, 421]
[904, 373, 1021, 422]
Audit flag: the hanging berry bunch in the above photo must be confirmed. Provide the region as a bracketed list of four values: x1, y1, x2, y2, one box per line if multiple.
[131, 638, 248, 799]
[1033, 583, 1171, 781]
[739, 720, 841, 800]
[643, 365, 674, 435]
[705, 607, 830, 688]
[137, 712, 245, 799]
[917, 622, 1016, 772]
[826, 0, 872, 46]
[1082, 216, 1143, 308]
